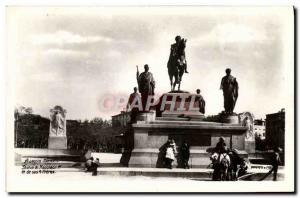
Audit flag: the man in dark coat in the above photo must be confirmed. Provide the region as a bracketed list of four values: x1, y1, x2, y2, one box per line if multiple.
[215, 137, 228, 154]
[260, 147, 282, 181]
[181, 142, 190, 169]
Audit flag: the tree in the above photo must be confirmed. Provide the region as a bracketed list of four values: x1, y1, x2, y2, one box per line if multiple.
[24, 107, 33, 114]
[14, 106, 117, 152]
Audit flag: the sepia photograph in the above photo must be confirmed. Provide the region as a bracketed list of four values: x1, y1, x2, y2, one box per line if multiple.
[5, 6, 295, 192]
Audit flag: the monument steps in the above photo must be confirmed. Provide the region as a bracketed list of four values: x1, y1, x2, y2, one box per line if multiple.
[134, 121, 246, 130]
[156, 117, 196, 121]
[96, 167, 213, 179]
[54, 166, 284, 181]
[151, 119, 242, 126]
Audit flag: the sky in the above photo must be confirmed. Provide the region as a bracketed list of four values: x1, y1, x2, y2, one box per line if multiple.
[7, 7, 293, 120]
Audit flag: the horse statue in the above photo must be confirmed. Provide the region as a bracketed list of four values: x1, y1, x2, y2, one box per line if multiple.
[167, 38, 187, 91]
[210, 152, 231, 181]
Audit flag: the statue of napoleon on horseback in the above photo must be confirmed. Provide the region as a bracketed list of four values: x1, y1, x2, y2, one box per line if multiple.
[167, 35, 189, 91]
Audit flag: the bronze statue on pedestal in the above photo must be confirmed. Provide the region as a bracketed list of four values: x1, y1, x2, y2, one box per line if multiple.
[220, 68, 239, 114]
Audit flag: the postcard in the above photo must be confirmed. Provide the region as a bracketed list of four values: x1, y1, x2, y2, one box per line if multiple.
[6, 6, 295, 192]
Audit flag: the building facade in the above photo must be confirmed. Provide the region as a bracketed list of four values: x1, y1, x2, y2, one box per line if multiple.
[112, 111, 130, 127]
[254, 119, 266, 140]
[265, 109, 285, 150]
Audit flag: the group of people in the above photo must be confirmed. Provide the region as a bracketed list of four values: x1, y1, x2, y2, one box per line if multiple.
[162, 137, 249, 180]
[164, 139, 190, 169]
[83, 138, 281, 181]
[85, 157, 100, 176]
[210, 137, 249, 181]
[210, 137, 282, 181]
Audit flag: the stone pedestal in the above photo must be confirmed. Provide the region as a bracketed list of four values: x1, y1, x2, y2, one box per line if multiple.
[155, 92, 205, 120]
[48, 136, 67, 149]
[221, 114, 239, 124]
[245, 140, 256, 153]
[125, 92, 249, 168]
[162, 110, 204, 120]
[136, 110, 156, 123]
[128, 118, 248, 168]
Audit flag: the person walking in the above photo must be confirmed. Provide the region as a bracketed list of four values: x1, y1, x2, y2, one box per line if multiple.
[260, 147, 282, 181]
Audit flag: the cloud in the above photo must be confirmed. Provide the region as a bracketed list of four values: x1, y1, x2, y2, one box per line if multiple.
[32, 30, 112, 45]
[214, 23, 268, 43]
[191, 23, 269, 48]
[10, 8, 289, 120]
[43, 48, 89, 57]
[106, 50, 123, 59]
[30, 72, 61, 82]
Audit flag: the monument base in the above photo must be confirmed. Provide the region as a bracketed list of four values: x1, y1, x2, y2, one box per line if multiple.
[124, 92, 249, 168]
[136, 111, 156, 123]
[128, 118, 248, 168]
[129, 148, 249, 168]
[220, 113, 239, 124]
[48, 136, 67, 149]
[245, 140, 256, 154]
[162, 110, 204, 121]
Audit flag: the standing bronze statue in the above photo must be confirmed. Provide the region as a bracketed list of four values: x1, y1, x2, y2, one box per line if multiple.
[220, 68, 239, 114]
[136, 64, 155, 111]
[167, 35, 188, 91]
[127, 87, 141, 123]
[196, 89, 206, 114]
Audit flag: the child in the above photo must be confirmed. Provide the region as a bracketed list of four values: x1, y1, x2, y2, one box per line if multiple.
[85, 157, 94, 172]
[91, 158, 100, 176]
[165, 139, 177, 169]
